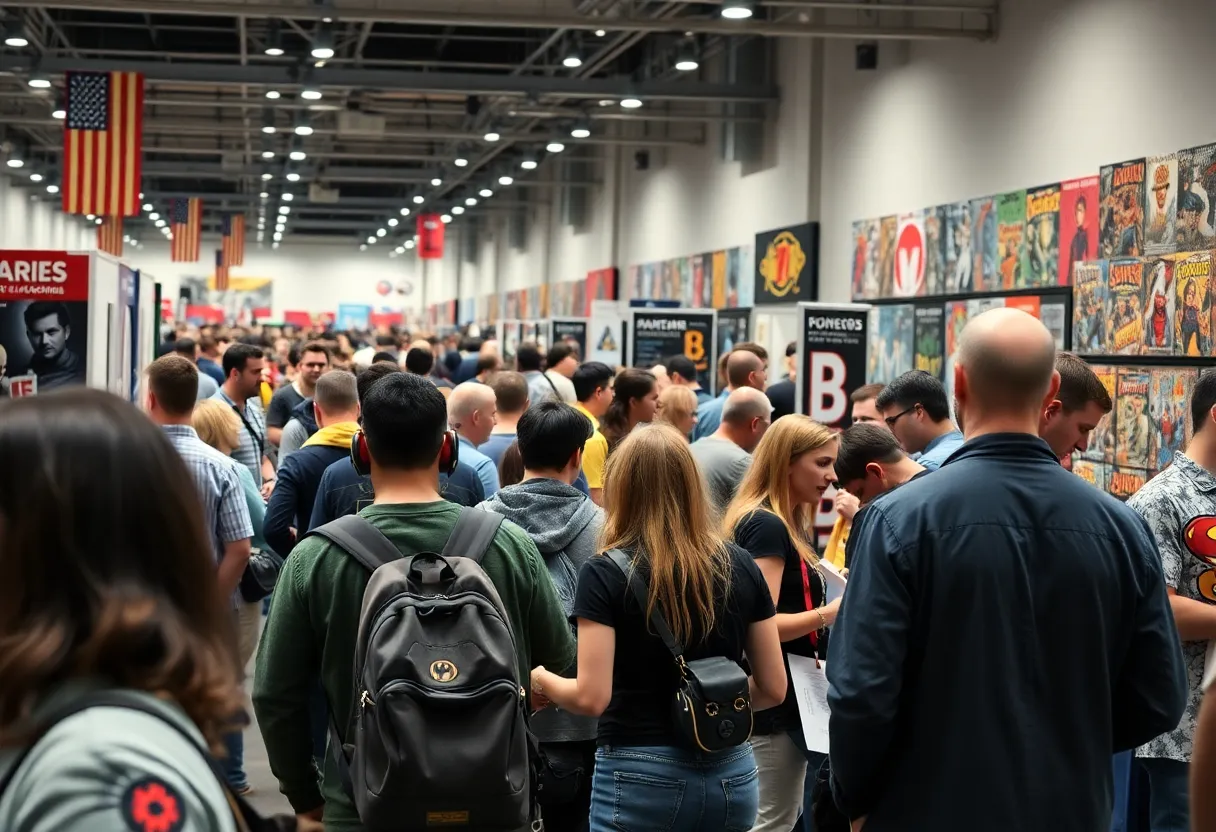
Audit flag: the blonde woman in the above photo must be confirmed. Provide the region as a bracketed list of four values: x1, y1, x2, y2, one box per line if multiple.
[722, 416, 841, 832]
[655, 385, 699, 438]
[531, 425, 787, 831]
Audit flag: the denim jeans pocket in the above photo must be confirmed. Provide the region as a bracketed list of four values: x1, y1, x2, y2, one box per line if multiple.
[612, 771, 686, 832]
[721, 765, 760, 832]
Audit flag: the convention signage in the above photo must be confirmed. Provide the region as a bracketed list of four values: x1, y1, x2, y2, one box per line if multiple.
[0, 250, 91, 398]
[754, 222, 819, 305]
[551, 317, 589, 361]
[716, 307, 751, 358]
[588, 300, 623, 367]
[795, 302, 870, 429]
[629, 308, 716, 392]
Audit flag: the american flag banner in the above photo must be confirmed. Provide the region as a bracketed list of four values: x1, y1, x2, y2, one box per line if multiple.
[63, 71, 145, 217]
[96, 216, 123, 257]
[221, 213, 245, 267]
[215, 249, 230, 291]
[170, 198, 202, 262]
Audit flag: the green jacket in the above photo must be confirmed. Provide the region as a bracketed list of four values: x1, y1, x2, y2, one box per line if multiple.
[252, 501, 575, 831]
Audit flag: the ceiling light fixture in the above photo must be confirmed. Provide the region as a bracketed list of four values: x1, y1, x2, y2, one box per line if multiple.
[431, 177, 443, 187]
[279, 207, 290, 216]
[720, 0, 754, 18]
[395, 246, 405, 254]
[405, 240, 415, 250]
[5, 155, 23, 169]
[452, 205, 465, 215]
[484, 127, 501, 142]
[465, 197, 478, 207]
[310, 23, 335, 60]
[51, 95, 66, 120]
[273, 231, 283, 241]
[265, 89, 281, 100]
[264, 21, 284, 56]
[262, 172, 274, 181]
[479, 188, 493, 198]
[300, 82, 323, 101]
[674, 36, 700, 71]
[289, 149, 307, 161]
[360, 244, 368, 251]
[4, 20, 29, 48]
[546, 141, 566, 153]
[498, 175, 514, 186]
[367, 236, 376, 244]
[148, 212, 160, 221]
[273, 241, 280, 249]
[388, 217, 399, 227]
[570, 118, 591, 139]
[45, 183, 59, 194]
[27, 71, 50, 90]
[28, 172, 42, 182]
[262, 124, 276, 134]
[400, 207, 411, 217]
[286, 171, 301, 182]
[620, 96, 643, 109]
[376, 228, 386, 237]
[294, 120, 314, 137]
[454, 155, 468, 167]
[595, 28, 606, 37]
[86, 214, 95, 220]
[441, 214, 452, 224]
[142, 203, 153, 211]
[259, 191, 269, 199]
[413, 195, 425, 205]
[154, 219, 166, 228]
[262, 149, 275, 159]
[562, 38, 583, 68]
[282, 193, 294, 201]
[520, 152, 538, 170]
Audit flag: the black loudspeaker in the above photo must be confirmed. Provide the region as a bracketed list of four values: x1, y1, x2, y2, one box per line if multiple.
[856, 42, 878, 70]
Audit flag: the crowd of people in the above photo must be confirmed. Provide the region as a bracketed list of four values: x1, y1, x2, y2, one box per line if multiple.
[0, 306, 1211, 832]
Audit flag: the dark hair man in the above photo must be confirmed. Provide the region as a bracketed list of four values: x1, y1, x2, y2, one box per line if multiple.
[828, 308, 1185, 831]
[765, 341, 798, 421]
[693, 349, 769, 441]
[254, 374, 575, 830]
[172, 337, 218, 400]
[665, 355, 713, 407]
[1038, 352, 1113, 461]
[476, 400, 604, 824]
[267, 341, 331, 448]
[21, 301, 85, 390]
[690, 387, 772, 516]
[475, 352, 502, 383]
[196, 335, 226, 385]
[1127, 370, 1216, 826]
[572, 361, 614, 506]
[875, 370, 963, 470]
[544, 343, 580, 403]
[834, 423, 926, 507]
[850, 382, 886, 426]
[480, 371, 531, 467]
[309, 363, 487, 529]
[453, 337, 485, 384]
[264, 370, 360, 558]
[405, 342, 455, 394]
[213, 343, 275, 495]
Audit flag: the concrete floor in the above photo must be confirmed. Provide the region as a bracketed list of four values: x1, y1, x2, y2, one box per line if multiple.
[240, 615, 297, 818]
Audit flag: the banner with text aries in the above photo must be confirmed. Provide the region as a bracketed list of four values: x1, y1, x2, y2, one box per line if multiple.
[0, 250, 92, 398]
[629, 308, 716, 392]
[796, 303, 870, 430]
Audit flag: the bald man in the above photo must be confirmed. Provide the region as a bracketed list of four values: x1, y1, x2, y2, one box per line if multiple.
[827, 308, 1186, 832]
[449, 381, 500, 496]
[690, 387, 772, 515]
[692, 350, 769, 440]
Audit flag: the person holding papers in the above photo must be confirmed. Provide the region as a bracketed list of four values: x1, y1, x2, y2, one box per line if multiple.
[723, 416, 842, 832]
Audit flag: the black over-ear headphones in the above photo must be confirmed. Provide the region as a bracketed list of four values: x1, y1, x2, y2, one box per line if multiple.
[349, 429, 460, 477]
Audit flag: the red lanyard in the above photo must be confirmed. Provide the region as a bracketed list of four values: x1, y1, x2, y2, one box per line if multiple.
[800, 559, 818, 647]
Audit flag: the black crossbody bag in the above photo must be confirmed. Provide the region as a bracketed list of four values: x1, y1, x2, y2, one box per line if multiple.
[606, 549, 752, 753]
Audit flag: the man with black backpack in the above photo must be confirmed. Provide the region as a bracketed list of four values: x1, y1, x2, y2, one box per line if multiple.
[253, 371, 574, 832]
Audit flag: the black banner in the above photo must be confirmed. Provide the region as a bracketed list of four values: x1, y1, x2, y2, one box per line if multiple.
[629, 309, 716, 392]
[715, 308, 751, 358]
[913, 304, 945, 381]
[796, 304, 869, 429]
[754, 222, 820, 305]
[550, 318, 589, 362]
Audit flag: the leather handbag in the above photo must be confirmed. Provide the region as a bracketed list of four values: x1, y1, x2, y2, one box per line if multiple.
[607, 549, 752, 753]
[238, 546, 284, 603]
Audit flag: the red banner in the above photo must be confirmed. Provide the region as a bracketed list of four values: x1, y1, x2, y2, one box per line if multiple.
[370, 311, 404, 329]
[417, 213, 445, 260]
[184, 304, 225, 324]
[584, 267, 618, 316]
[0, 251, 91, 302]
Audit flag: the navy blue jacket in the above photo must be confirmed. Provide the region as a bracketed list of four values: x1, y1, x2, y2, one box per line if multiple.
[265, 442, 348, 557]
[288, 395, 319, 437]
[827, 433, 1186, 832]
[308, 456, 485, 531]
[453, 354, 480, 385]
[197, 357, 225, 385]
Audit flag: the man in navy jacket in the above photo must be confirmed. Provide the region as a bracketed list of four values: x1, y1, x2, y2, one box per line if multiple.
[827, 307, 1186, 832]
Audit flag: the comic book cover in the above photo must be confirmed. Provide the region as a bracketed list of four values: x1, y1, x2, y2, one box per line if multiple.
[877, 216, 897, 297]
[923, 206, 946, 296]
[1059, 176, 1100, 285]
[1040, 300, 1067, 350]
[893, 304, 914, 376]
[1115, 367, 1152, 470]
[1100, 158, 1146, 257]
[995, 190, 1027, 290]
[1099, 164, 1115, 257]
[867, 305, 914, 384]
[913, 304, 945, 380]
[1176, 142, 1216, 251]
[851, 219, 880, 299]
[894, 210, 926, 297]
[1083, 365, 1117, 464]
[1145, 153, 1178, 255]
[1071, 459, 1111, 492]
[1149, 368, 1196, 474]
[945, 201, 973, 293]
[1072, 261, 1108, 353]
[866, 307, 885, 383]
[970, 196, 999, 291]
[1023, 184, 1060, 287]
[1142, 256, 1177, 354]
[1173, 249, 1214, 356]
[944, 301, 970, 421]
[1109, 467, 1148, 501]
[1107, 257, 1145, 354]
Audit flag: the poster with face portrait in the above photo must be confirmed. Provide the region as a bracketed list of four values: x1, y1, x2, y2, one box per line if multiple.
[0, 251, 91, 398]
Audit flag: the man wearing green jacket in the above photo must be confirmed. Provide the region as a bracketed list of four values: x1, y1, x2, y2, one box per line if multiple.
[253, 372, 575, 831]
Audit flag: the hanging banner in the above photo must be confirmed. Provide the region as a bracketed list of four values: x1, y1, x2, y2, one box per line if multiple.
[716, 307, 751, 358]
[795, 302, 870, 429]
[912, 303, 945, 381]
[337, 303, 372, 330]
[589, 299, 623, 367]
[585, 267, 618, 315]
[417, 213, 445, 260]
[754, 222, 820, 305]
[0, 250, 92, 397]
[628, 308, 717, 392]
[551, 317, 589, 360]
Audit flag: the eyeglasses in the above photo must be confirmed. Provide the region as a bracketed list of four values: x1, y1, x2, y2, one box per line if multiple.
[884, 404, 919, 428]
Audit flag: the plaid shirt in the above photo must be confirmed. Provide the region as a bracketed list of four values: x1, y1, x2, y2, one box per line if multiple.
[211, 387, 267, 487]
[162, 424, 254, 566]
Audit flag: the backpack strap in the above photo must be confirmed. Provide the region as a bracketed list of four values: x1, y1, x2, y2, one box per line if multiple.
[306, 514, 403, 573]
[606, 549, 686, 665]
[441, 507, 504, 565]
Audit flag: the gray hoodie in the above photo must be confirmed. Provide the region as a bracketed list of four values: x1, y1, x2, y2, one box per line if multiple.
[479, 477, 603, 743]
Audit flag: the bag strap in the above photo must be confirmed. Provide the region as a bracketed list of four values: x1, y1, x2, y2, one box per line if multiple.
[605, 549, 685, 665]
[441, 507, 504, 565]
[306, 514, 403, 573]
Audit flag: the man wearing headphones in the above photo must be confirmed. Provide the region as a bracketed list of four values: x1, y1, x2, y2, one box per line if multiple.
[254, 371, 575, 830]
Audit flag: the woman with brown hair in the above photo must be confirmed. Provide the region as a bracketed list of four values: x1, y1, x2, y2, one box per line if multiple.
[531, 424, 787, 831]
[599, 368, 659, 452]
[0, 389, 302, 831]
[654, 385, 699, 438]
[723, 415, 841, 832]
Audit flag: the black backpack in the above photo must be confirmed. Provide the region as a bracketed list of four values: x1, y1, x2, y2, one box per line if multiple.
[307, 508, 533, 831]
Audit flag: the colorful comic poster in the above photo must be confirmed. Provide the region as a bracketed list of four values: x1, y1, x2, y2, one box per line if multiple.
[894, 210, 926, 297]
[923, 206, 946, 296]
[1072, 459, 1111, 492]
[725, 250, 741, 308]
[1083, 365, 1117, 464]
[1023, 183, 1061, 287]
[996, 190, 1027, 290]
[1107, 257, 1145, 355]
[1149, 368, 1196, 473]
[970, 196, 999, 292]
[945, 201, 973, 293]
[944, 300, 970, 419]
[1176, 142, 1216, 251]
[1175, 249, 1213, 356]
[1071, 261, 1108, 354]
[1040, 300, 1067, 350]
[692, 256, 706, 308]
[1115, 367, 1152, 470]
[913, 304, 945, 380]
[698, 254, 714, 308]
[851, 219, 880, 300]
[1100, 159, 1146, 257]
[1145, 153, 1178, 255]
[877, 216, 897, 298]
[1109, 467, 1148, 500]
[679, 257, 695, 308]
[866, 304, 914, 384]
[1059, 176, 1100, 285]
[1142, 256, 1177, 354]
[712, 250, 727, 309]
[737, 245, 755, 308]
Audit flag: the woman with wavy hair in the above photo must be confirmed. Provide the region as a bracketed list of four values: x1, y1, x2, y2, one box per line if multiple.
[654, 384, 699, 439]
[723, 415, 841, 832]
[599, 368, 659, 453]
[531, 424, 787, 831]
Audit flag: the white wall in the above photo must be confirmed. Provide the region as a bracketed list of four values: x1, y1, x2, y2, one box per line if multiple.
[817, 0, 1216, 300]
[0, 174, 95, 251]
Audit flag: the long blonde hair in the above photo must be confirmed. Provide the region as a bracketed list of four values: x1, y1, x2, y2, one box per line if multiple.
[192, 399, 241, 453]
[655, 386, 697, 432]
[600, 424, 730, 645]
[723, 415, 837, 567]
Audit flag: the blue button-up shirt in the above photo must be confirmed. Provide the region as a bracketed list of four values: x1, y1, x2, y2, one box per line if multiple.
[162, 424, 254, 563]
[916, 429, 965, 470]
[211, 387, 267, 487]
[459, 435, 501, 497]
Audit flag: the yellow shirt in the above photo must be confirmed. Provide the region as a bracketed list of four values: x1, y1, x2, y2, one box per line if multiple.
[575, 403, 609, 490]
[822, 514, 850, 570]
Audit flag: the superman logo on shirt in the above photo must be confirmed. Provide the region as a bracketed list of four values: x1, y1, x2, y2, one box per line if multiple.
[1183, 515, 1216, 602]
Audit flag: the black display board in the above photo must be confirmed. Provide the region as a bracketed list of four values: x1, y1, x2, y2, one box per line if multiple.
[628, 308, 717, 392]
[754, 222, 820, 304]
[715, 308, 751, 358]
[549, 317, 589, 362]
[795, 303, 869, 429]
[913, 303, 945, 381]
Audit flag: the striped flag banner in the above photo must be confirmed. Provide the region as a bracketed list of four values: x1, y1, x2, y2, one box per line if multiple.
[63, 71, 145, 217]
[97, 216, 123, 257]
[221, 213, 245, 266]
[170, 197, 202, 262]
[215, 249, 230, 291]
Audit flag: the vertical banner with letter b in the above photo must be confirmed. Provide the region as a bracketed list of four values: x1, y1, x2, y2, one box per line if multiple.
[795, 302, 871, 429]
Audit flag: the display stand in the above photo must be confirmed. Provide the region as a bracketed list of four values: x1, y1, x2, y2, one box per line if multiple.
[627, 307, 717, 393]
[548, 317, 590, 362]
[499, 319, 522, 362]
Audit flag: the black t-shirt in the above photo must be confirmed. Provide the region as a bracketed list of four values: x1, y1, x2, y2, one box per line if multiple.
[766, 379, 796, 421]
[733, 508, 828, 734]
[572, 544, 775, 747]
[267, 383, 307, 429]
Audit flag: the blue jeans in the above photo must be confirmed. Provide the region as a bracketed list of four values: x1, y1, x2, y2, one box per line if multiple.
[1140, 757, 1188, 832]
[590, 744, 759, 832]
[221, 729, 248, 790]
[788, 730, 827, 832]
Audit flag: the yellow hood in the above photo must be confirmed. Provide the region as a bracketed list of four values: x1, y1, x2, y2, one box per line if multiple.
[303, 421, 360, 450]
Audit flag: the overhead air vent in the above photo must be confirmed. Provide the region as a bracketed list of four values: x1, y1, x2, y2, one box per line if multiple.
[308, 182, 340, 203]
[337, 110, 386, 138]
